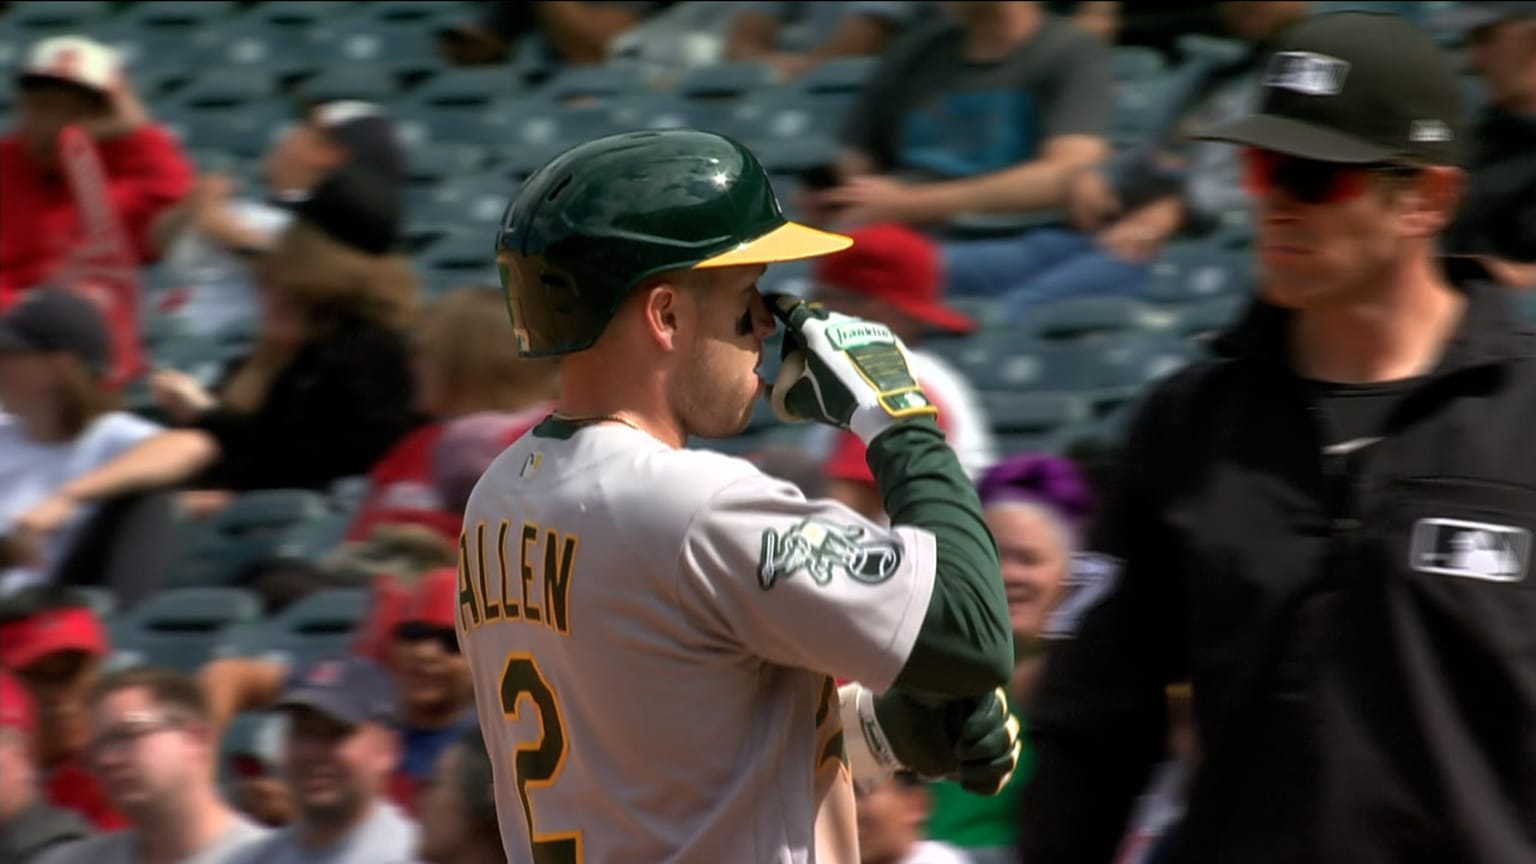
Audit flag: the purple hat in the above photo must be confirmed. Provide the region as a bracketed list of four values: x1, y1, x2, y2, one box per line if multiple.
[976, 454, 1097, 534]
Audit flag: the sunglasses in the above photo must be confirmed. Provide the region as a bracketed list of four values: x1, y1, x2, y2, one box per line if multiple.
[393, 620, 460, 654]
[1243, 149, 1421, 205]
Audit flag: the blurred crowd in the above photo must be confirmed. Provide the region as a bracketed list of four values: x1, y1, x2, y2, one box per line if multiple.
[0, 1, 1533, 863]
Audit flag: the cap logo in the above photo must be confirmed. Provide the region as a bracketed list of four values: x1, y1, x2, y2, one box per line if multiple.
[1264, 51, 1351, 96]
[307, 661, 342, 686]
[1410, 119, 1453, 143]
[49, 46, 82, 78]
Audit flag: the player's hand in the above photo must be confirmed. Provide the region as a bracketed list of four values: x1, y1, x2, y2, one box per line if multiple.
[946, 688, 1023, 796]
[861, 687, 1021, 795]
[149, 368, 218, 422]
[766, 296, 937, 444]
[1064, 168, 1122, 232]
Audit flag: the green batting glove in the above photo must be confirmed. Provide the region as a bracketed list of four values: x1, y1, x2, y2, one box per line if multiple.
[767, 295, 937, 444]
[866, 687, 1022, 796]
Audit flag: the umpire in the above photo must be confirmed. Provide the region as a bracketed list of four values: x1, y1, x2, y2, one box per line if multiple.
[1018, 12, 1536, 864]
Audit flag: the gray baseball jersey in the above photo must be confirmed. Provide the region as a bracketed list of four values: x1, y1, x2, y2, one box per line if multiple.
[458, 421, 938, 864]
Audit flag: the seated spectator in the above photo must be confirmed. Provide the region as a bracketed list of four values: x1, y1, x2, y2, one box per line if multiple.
[809, 225, 996, 520]
[1440, 2, 1536, 287]
[725, 2, 922, 81]
[0, 586, 119, 830]
[0, 35, 194, 386]
[922, 454, 1096, 864]
[149, 100, 407, 339]
[807, 1, 1110, 240]
[11, 201, 423, 540]
[0, 289, 169, 603]
[415, 725, 502, 864]
[236, 658, 418, 864]
[33, 666, 269, 864]
[201, 569, 474, 816]
[941, 0, 1311, 315]
[346, 285, 557, 545]
[437, 1, 667, 68]
[0, 670, 90, 864]
[855, 773, 971, 864]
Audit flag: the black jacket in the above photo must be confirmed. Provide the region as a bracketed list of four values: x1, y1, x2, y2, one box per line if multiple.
[0, 801, 90, 863]
[194, 318, 423, 493]
[1019, 260, 1536, 864]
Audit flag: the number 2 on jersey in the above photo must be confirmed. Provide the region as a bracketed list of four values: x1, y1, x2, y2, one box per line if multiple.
[500, 653, 582, 864]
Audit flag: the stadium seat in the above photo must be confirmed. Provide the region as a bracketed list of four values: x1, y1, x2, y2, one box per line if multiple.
[328, 476, 372, 513]
[751, 137, 839, 175]
[1112, 46, 1165, 81]
[1515, 291, 1536, 325]
[931, 331, 1196, 415]
[173, 66, 280, 109]
[794, 57, 880, 98]
[1021, 296, 1159, 343]
[607, 91, 691, 132]
[1143, 244, 1254, 304]
[411, 176, 508, 237]
[981, 391, 1092, 438]
[75, 587, 117, 618]
[675, 61, 775, 99]
[169, 490, 337, 588]
[107, 587, 261, 674]
[238, 588, 371, 668]
[300, 63, 399, 104]
[362, 0, 471, 26]
[416, 231, 499, 294]
[1173, 294, 1248, 344]
[236, 0, 350, 33]
[403, 142, 487, 210]
[6, 0, 112, 32]
[331, 19, 445, 75]
[540, 63, 646, 106]
[509, 100, 621, 152]
[411, 65, 526, 108]
[115, 0, 239, 31]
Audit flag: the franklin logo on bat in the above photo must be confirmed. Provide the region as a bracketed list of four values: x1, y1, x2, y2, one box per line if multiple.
[758, 518, 903, 589]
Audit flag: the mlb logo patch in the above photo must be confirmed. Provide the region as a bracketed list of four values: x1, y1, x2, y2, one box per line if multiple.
[1409, 518, 1531, 583]
[1263, 51, 1351, 96]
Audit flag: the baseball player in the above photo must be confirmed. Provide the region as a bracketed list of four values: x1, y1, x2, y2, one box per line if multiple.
[458, 128, 1020, 863]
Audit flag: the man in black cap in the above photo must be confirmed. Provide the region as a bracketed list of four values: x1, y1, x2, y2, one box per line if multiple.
[1440, 1, 1536, 286]
[1018, 11, 1536, 864]
[236, 657, 419, 864]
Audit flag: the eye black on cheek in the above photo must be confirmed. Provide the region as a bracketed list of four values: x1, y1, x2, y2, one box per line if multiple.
[735, 308, 755, 336]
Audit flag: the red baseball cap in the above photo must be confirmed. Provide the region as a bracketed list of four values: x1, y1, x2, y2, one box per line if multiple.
[813, 224, 974, 335]
[0, 606, 108, 670]
[0, 669, 34, 736]
[403, 567, 459, 629]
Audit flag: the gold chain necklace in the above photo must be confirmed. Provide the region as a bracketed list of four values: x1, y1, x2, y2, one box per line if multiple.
[551, 411, 644, 433]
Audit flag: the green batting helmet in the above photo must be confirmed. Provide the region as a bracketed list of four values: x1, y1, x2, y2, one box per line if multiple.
[494, 129, 852, 357]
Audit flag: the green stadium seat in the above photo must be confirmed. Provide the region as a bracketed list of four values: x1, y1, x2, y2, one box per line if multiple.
[107, 587, 261, 674]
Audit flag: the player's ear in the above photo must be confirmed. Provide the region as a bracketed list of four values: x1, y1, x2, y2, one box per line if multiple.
[639, 272, 697, 353]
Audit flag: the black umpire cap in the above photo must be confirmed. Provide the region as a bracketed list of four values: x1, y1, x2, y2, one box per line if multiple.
[1197, 12, 1466, 166]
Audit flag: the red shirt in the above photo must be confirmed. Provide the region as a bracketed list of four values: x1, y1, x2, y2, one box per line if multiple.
[46, 758, 126, 831]
[346, 424, 452, 544]
[0, 125, 193, 384]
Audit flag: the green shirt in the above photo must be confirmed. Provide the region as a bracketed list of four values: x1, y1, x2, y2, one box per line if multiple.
[926, 703, 1031, 850]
